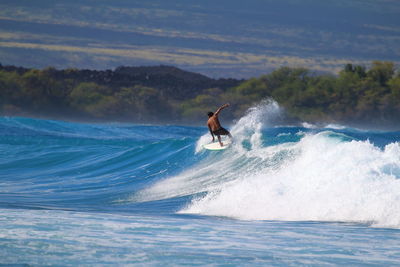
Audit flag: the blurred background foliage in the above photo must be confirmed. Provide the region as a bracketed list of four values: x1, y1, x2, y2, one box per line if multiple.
[0, 61, 399, 127]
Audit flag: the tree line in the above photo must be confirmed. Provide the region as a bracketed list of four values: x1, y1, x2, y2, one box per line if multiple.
[184, 61, 400, 128]
[0, 61, 399, 128]
[0, 65, 240, 124]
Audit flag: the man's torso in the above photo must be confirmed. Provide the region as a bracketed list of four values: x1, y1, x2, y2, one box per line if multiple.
[207, 116, 221, 132]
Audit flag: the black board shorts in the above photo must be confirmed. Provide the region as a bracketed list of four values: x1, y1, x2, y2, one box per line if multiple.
[212, 127, 230, 136]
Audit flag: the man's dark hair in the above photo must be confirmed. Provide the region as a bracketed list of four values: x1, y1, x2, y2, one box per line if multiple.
[207, 112, 214, 117]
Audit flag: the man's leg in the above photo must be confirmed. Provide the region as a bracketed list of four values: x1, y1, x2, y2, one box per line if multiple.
[217, 135, 223, 146]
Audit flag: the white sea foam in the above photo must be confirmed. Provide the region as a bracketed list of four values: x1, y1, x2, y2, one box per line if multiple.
[181, 132, 400, 228]
[301, 122, 317, 129]
[135, 100, 283, 202]
[195, 134, 211, 153]
[195, 99, 281, 154]
[137, 100, 400, 228]
[324, 123, 346, 130]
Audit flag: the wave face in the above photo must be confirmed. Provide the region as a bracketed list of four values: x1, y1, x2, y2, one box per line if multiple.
[2, 103, 400, 265]
[0, 116, 203, 213]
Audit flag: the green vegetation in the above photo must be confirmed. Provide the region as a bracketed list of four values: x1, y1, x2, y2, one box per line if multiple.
[180, 61, 400, 127]
[1, 62, 399, 128]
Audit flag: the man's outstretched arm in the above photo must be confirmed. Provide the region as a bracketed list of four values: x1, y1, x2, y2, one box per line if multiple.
[214, 103, 230, 116]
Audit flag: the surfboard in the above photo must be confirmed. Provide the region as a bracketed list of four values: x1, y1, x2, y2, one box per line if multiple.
[203, 140, 232, 151]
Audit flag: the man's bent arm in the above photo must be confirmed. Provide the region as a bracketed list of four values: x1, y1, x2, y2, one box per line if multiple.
[208, 125, 215, 141]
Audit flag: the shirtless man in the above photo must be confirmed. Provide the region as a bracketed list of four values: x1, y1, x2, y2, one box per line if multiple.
[207, 103, 232, 147]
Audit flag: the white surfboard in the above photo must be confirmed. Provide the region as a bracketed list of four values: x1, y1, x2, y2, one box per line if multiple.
[203, 140, 232, 151]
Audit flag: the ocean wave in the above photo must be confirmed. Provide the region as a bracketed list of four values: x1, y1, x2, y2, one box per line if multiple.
[2, 106, 400, 228]
[180, 126, 400, 228]
[0, 117, 201, 210]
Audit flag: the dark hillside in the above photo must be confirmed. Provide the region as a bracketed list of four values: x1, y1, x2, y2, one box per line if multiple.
[26, 65, 242, 100]
[0, 64, 242, 123]
[113, 66, 241, 99]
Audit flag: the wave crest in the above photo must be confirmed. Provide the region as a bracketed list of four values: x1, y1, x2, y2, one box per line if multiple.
[181, 131, 400, 228]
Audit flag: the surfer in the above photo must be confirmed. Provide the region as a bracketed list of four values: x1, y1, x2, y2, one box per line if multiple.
[207, 103, 232, 147]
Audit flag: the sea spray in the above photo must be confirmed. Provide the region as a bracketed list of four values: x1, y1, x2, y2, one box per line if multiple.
[195, 99, 282, 153]
[231, 99, 282, 150]
[137, 100, 284, 201]
[182, 132, 400, 228]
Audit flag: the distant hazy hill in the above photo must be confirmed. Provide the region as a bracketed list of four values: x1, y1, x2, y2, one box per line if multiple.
[113, 66, 241, 99]
[0, 0, 399, 78]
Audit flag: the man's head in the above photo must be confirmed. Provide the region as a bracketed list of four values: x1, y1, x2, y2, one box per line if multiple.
[207, 111, 214, 117]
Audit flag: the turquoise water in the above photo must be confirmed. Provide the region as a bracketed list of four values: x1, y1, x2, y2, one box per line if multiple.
[1, 102, 400, 266]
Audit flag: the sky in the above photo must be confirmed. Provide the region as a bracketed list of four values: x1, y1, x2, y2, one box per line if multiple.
[0, 0, 399, 78]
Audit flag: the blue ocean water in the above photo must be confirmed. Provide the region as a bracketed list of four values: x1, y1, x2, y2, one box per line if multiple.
[1, 102, 400, 266]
